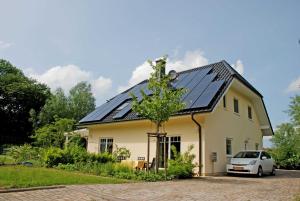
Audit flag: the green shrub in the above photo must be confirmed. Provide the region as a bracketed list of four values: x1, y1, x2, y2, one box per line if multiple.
[168, 144, 196, 179]
[64, 145, 88, 163]
[68, 134, 87, 148]
[88, 152, 115, 163]
[42, 147, 66, 167]
[136, 171, 168, 181]
[7, 144, 41, 163]
[32, 118, 75, 148]
[113, 163, 133, 174]
[114, 172, 137, 180]
[56, 163, 78, 171]
[113, 146, 131, 160]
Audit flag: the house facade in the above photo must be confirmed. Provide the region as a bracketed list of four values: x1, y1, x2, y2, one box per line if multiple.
[79, 60, 273, 175]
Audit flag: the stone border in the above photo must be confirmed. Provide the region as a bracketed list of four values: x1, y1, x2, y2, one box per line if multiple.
[0, 185, 65, 193]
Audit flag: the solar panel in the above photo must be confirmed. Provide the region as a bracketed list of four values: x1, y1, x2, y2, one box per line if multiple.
[79, 92, 125, 122]
[112, 102, 132, 119]
[94, 96, 129, 121]
[79, 103, 107, 122]
[171, 73, 188, 88]
[85, 82, 144, 122]
[93, 81, 154, 121]
[191, 80, 225, 108]
[183, 73, 217, 108]
[175, 67, 212, 90]
[181, 69, 213, 100]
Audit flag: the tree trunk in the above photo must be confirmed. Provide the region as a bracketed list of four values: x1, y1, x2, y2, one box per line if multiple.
[155, 123, 160, 174]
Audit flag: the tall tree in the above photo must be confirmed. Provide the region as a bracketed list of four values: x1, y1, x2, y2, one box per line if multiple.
[68, 82, 95, 122]
[38, 88, 69, 125]
[0, 59, 50, 144]
[288, 95, 300, 126]
[131, 56, 186, 173]
[271, 95, 300, 169]
[38, 81, 95, 125]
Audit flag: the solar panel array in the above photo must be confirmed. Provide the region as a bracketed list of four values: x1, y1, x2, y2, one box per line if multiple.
[80, 64, 227, 123]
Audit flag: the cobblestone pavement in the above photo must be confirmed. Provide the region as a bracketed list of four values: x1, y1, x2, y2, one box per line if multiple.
[1, 170, 299, 201]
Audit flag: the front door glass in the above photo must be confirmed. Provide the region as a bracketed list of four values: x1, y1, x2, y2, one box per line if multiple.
[159, 136, 181, 168]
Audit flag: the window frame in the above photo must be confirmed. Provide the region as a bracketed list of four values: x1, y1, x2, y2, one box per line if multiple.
[116, 102, 129, 111]
[99, 138, 114, 154]
[233, 98, 239, 114]
[226, 138, 233, 156]
[248, 106, 252, 120]
[223, 95, 227, 109]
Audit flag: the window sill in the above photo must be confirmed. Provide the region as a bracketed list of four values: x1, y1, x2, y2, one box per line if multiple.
[233, 112, 240, 117]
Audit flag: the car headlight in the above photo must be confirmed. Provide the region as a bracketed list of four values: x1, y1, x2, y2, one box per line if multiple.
[249, 160, 257, 165]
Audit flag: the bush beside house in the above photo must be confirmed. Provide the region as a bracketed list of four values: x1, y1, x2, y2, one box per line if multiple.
[4, 143, 195, 181]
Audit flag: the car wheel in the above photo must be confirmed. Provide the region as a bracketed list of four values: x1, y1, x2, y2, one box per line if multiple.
[271, 166, 276, 176]
[257, 166, 263, 177]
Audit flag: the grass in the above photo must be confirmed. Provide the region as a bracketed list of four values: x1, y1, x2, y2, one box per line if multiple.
[293, 194, 300, 201]
[0, 166, 128, 189]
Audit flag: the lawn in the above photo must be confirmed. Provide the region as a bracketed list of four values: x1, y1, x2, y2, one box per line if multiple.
[0, 166, 128, 189]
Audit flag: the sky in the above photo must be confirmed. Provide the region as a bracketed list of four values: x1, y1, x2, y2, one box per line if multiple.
[0, 0, 299, 147]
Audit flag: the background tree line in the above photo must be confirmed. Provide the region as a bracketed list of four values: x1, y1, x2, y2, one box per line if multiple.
[0, 59, 95, 146]
[270, 95, 300, 169]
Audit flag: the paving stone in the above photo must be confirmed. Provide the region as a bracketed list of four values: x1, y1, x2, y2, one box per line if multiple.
[1, 170, 299, 201]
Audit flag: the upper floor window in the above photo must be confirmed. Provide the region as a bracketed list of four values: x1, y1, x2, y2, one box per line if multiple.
[116, 102, 129, 111]
[248, 106, 252, 119]
[100, 138, 113, 154]
[233, 98, 239, 114]
[226, 138, 232, 156]
[223, 95, 226, 108]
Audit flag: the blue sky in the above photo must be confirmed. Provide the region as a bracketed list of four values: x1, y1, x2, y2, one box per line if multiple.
[0, 1, 299, 142]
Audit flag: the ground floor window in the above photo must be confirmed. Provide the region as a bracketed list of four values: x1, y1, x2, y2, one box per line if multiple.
[159, 136, 181, 167]
[226, 138, 232, 156]
[99, 138, 113, 154]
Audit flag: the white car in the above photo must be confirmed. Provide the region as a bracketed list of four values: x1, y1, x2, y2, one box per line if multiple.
[227, 150, 276, 177]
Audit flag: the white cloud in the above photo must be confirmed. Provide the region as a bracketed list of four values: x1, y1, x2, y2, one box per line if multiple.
[286, 76, 300, 93]
[0, 41, 12, 49]
[91, 76, 113, 98]
[118, 50, 209, 92]
[232, 59, 244, 75]
[26, 65, 112, 103]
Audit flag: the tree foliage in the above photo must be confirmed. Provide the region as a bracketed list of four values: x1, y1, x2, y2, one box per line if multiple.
[271, 95, 300, 169]
[32, 118, 75, 148]
[288, 95, 300, 126]
[131, 56, 186, 131]
[38, 81, 95, 125]
[168, 144, 196, 178]
[0, 59, 50, 144]
[68, 82, 95, 122]
[38, 88, 69, 125]
[131, 56, 186, 173]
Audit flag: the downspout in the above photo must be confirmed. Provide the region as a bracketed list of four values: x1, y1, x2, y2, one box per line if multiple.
[191, 112, 202, 176]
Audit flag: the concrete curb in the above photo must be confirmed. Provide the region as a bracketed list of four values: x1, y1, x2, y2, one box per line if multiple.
[0, 185, 65, 193]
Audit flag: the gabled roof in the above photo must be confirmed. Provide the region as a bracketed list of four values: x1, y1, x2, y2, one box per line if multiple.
[79, 60, 272, 135]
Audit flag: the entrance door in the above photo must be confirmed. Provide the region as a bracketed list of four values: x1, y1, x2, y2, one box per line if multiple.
[159, 136, 181, 168]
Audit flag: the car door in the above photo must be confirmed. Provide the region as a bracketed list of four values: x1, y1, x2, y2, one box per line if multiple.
[265, 152, 273, 172]
[260, 152, 269, 172]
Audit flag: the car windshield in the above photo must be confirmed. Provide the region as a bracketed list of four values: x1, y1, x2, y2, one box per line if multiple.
[233, 151, 260, 158]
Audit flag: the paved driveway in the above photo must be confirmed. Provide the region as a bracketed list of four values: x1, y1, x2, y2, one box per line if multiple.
[1, 170, 299, 201]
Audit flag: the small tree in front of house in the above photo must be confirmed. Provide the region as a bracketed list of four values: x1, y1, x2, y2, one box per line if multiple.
[131, 56, 186, 173]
